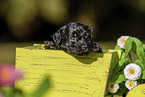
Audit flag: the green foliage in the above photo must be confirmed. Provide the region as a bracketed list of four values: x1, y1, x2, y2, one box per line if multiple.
[115, 45, 122, 50]
[135, 60, 144, 70]
[0, 76, 51, 97]
[125, 37, 132, 54]
[31, 76, 51, 97]
[142, 70, 145, 79]
[131, 37, 145, 63]
[0, 88, 24, 97]
[119, 52, 126, 67]
[108, 36, 145, 96]
[110, 73, 127, 84]
[113, 51, 126, 74]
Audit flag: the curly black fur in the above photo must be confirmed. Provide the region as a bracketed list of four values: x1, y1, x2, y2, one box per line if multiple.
[44, 22, 102, 56]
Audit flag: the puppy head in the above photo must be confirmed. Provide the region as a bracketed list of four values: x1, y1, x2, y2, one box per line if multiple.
[53, 22, 102, 56]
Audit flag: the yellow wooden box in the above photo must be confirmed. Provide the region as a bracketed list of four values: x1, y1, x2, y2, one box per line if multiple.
[15, 44, 121, 97]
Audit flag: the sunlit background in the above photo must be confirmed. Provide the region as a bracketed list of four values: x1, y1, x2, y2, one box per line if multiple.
[0, 0, 145, 63]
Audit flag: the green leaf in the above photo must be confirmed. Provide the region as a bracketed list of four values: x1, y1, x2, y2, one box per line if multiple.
[132, 37, 142, 47]
[118, 60, 125, 67]
[0, 88, 14, 97]
[113, 63, 120, 73]
[13, 88, 25, 97]
[143, 44, 145, 50]
[118, 52, 126, 67]
[132, 41, 137, 54]
[110, 73, 127, 84]
[125, 37, 132, 54]
[31, 76, 51, 97]
[130, 37, 145, 63]
[135, 59, 144, 70]
[138, 48, 145, 64]
[132, 37, 143, 55]
[142, 70, 145, 79]
[115, 45, 122, 50]
[0, 88, 24, 97]
[112, 52, 126, 73]
[121, 52, 126, 60]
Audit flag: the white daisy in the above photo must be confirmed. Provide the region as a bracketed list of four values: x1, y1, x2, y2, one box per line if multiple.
[125, 80, 137, 90]
[117, 36, 129, 49]
[124, 63, 141, 80]
[107, 82, 119, 93]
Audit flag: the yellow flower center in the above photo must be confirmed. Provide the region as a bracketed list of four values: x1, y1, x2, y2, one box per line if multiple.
[128, 81, 133, 87]
[1, 68, 11, 81]
[130, 69, 135, 74]
[122, 39, 126, 43]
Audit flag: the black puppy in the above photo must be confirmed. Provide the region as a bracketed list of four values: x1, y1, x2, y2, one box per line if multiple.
[44, 22, 102, 56]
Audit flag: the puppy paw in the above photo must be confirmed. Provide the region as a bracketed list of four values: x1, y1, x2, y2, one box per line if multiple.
[44, 41, 58, 49]
[92, 42, 102, 52]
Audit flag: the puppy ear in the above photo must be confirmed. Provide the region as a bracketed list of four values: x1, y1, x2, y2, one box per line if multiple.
[53, 25, 67, 45]
[53, 31, 61, 45]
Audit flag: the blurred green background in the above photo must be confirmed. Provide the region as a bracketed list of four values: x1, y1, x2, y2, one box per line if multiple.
[0, 0, 145, 64]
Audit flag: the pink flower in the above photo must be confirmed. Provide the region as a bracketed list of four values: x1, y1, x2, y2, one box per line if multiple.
[0, 63, 23, 87]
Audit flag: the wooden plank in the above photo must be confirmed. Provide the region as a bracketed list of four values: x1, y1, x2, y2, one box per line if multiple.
[15, 44, 121, 97]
